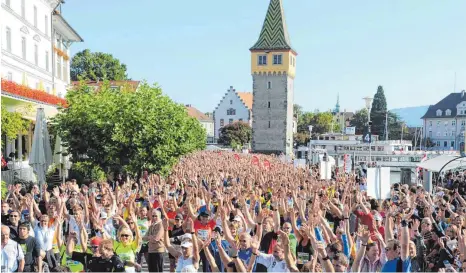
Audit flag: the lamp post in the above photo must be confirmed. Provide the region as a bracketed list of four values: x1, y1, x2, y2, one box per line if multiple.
[308, 125, 314, 165]
[363, 97, 373, 165]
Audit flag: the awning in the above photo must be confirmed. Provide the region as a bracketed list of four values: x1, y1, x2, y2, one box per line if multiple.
[416, 155, 466, 172]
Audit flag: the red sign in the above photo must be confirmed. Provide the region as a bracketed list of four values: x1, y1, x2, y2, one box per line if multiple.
[252, 156, 259, 165]
[234, 154, 240, 160]
[263, 159, 271, 169]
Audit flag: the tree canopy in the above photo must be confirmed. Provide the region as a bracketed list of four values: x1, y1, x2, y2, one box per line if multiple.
[70, 49, 129, 81]
[370, 85, 388, 136]
[52, 81, 206, 176]
[1, 103, 30, 144]
[218, 122, 252, 148]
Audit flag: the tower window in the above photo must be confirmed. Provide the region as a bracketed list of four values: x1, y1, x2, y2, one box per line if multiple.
[258, 55, 267, 65]
[227, 108, 236, 115]
[229, 119, 233, 124]
[220, 119, 224, 127]
[268, 102, 271, 108]
[267, 81, 272, 89]
[273, 54, 282, 65]
[268, 121, 271, 128]
[230, 100, 233, 105]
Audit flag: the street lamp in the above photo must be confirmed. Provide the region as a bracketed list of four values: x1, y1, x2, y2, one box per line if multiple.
[308, 125, 314, 165]
[363, 97, 373, 165]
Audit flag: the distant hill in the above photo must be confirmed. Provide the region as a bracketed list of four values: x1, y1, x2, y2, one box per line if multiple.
[390, 106, 430, 128]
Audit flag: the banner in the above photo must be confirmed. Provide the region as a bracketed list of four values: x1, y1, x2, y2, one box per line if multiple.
[252, 156, 259, 165]
[234, 154, 240, 160]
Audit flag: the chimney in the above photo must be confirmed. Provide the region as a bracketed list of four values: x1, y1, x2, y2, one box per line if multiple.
[462, 90, 465, 98]
[185, 104, 192, 107]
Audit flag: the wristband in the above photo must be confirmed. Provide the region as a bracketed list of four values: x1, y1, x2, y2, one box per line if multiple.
[231, 256, 238, 259]
[322, 256, 330, 261]
[253, 252, 258, 256]
[344, 218, 349, 220]
[191, 232, 195, 234]
[257, 223, 262, 225]
[362, 244, 368, 246]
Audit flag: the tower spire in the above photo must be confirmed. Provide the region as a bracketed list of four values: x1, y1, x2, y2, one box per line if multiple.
[334, 93, 340, 113]
[250, 0, 294, 52]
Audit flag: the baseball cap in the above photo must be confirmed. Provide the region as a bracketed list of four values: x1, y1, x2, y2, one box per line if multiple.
[199, 211, 209, 217]
[90, 237, 102, 246]
[175, 214, 183, 220]
[181, 241, 193, 248]
[213, 226, 223, 233]
[233, 216, 241, 222]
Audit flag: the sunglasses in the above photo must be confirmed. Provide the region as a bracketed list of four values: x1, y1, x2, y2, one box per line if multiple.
[90, 245, 99, 249]
[9, 215, 18, 218]
[127, 222, 134, 225]
[239, 240, 247, 243]
[120, 234, 131, 238]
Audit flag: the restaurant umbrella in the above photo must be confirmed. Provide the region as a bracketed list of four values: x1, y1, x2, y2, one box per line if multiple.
[28, 107, 53, 186]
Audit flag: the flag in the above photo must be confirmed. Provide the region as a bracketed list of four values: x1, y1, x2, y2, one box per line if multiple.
[234, 154, 240, 160]
[252, 156, 259, 165]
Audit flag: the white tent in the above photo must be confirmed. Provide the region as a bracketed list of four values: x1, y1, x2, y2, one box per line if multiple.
[416, 155, 466, 172]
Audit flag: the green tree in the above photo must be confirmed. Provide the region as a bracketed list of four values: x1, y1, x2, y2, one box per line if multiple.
[218, 121, 252, 147]
[313, 112, 334, 134]
[70, 49, 129, 81]
[370, 85, 388, 136]
[350, 108, 368, 135]
[52, 81, 205, 176]
[1, 103, 30, 144]
[293, 132, 309, 146]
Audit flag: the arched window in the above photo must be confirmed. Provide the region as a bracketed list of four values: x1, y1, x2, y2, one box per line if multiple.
[445, 109, 451, 116]
[436, 109, 442, 116]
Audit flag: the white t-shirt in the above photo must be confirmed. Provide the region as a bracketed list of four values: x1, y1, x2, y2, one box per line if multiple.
[256, 253, 290, 273]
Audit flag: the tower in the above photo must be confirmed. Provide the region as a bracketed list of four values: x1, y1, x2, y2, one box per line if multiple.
[250, 0, 297, 155]
[334, 93, 340, 113]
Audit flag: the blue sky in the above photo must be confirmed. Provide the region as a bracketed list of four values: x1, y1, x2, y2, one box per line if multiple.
[63, 0, 466, 113]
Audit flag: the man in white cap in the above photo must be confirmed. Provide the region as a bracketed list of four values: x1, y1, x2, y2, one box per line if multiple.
[163, 218, 200, 272]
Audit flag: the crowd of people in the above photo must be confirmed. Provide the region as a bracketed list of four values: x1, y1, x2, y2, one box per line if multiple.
[1, 151, 466, 272]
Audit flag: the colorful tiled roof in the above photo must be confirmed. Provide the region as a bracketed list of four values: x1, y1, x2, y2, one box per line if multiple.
[237, 92, 253, 110]
[185, 105, 213, 121]
[250, 0, 293, 51]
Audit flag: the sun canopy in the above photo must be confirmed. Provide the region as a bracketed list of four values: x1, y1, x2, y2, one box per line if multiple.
[416, 155, 466, 172]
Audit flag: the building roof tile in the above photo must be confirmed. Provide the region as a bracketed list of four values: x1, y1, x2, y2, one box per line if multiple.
[421, 91, 466, 119]
[185, 105, 212, 121]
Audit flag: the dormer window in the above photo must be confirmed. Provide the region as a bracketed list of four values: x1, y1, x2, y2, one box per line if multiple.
[445, 109, 451, 116]
[436, 109, 442, 116]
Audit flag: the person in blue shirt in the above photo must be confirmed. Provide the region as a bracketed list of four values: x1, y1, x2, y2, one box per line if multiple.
[382, 213, 411, 272]
[208, 226, 229, 272]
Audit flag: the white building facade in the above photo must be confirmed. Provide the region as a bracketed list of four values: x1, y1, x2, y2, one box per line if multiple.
[185, 105, 215, 144]
[1, 0, 82, 182]
[422, 90, 466, 151]
[1, 0, 82, 97]
[213, 86, 252, 139]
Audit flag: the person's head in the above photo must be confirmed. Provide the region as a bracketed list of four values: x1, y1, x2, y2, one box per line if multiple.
[8, 210, 20, 225]
[39, 214, 50, 227]
[421, 218, 432, 233]
[238, 232, 251, 250]
[385, 239, 401, 260]
[327, 242, 343, 259]
[446, 224, 458, 239]
[272, 243, 285, 261]
[282, 222, 292, 235]
[199, 211, 209, 225]
[151, 209, 161, 223]
[332, 253, 349, 272]
[126, 218, 136, 229]
[262, 216, 274, 233]
[180, 240, 193, 258]
[1, 225, 10, 244]
[229, 222, 238, 236]
[2, 201, 10, 214]
[139, 206, 148, 218]
[18, 222, 30, 239]
[99, 239, 114, 259]
[89, 237, 102, 254]
[118, 227, 133, 245]
[174, 214, 184, 227]
[31, 184, 39, 194]
[408, 241, 416, 257]
[365, 242, 379, 261]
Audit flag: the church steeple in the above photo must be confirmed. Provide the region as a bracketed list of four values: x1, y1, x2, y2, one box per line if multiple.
[250, 0, 294, 52]
[334, 93, 340, 113]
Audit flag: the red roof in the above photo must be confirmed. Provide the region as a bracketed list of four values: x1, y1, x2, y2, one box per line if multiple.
[185, 105, 212, 121]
